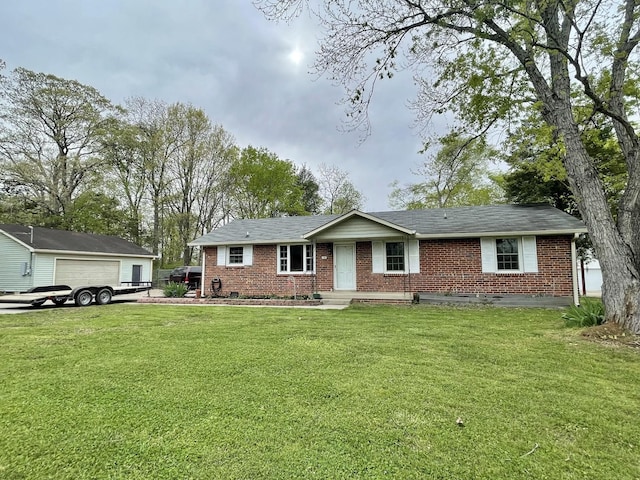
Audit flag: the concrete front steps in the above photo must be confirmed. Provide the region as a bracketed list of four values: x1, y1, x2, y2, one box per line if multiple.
[318, 291, 414, 306]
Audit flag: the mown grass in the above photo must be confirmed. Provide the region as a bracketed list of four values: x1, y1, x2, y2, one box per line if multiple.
[1, 304, 639, 479]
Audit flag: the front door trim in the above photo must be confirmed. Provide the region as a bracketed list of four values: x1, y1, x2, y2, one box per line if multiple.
[334, 242, 356, 290]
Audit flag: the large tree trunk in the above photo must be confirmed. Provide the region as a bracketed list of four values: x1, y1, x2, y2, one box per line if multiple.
[554, 107, 640, 333]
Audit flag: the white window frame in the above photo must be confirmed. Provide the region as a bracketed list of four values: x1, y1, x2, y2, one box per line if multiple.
[385, 241, 405, 272]
[372, 240, 421, 274]
[217, 245, 253, 267]
[278, 244, 315, 274]
[228, 246, 245, 265]
[480, 236, 538, 273]
[496, 237, 521, 272]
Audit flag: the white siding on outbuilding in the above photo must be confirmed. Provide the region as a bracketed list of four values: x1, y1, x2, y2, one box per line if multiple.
[32, 254, 55, 287]
[119, 258, 154, 284]
[577, 259, 602, 295]
[0, 234, 33, 292]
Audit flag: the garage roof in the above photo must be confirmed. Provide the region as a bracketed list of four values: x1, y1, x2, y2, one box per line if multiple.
[0, 224, 154, 257]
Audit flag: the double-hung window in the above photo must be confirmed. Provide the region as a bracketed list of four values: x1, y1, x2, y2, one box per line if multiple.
[480, 236, 538, 273]
[372, 240, 420, 274]
[217, 245, 253, 266]
[496, 238, 519, 271]
[386, 242, 405, 272]
[279, 244, 314, 273]
[228, 246, 244, 265]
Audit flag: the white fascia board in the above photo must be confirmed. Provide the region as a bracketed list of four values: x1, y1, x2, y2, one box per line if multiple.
[189, 238, 313, 247]
[415, 228, 588, 239]
[33, 249, 157, 259]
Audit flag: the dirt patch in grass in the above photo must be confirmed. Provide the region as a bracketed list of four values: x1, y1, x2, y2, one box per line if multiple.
[582, 322, 640, 349]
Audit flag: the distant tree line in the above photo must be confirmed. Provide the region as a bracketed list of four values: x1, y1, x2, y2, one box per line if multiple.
[0, 65, 364, 266]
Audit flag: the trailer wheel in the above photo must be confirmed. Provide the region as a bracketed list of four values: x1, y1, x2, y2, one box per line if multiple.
[75, 289, 93, 307]
[95, 288, 113, 305]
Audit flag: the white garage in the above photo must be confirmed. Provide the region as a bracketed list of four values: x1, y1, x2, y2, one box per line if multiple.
[0, 224, 155, 293]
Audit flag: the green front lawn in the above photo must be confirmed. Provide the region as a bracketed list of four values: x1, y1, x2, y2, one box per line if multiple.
[1, 304, 638, 479]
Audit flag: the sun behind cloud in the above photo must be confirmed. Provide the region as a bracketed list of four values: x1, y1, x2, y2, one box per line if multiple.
[288, 47, 304, 65]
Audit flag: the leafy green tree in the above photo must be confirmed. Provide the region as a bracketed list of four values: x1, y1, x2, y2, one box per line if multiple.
[0, 68, 120, 223]
[63, 191, 131, 237]
[107, 99, 237, 265]
[296, 164, 323, 214]
[228, 146, 306, 219]
[501, 119, 627, 218]
[389, 133, 503, 209]
[163, 103, 237, 265]
[101, 115, 149, 245]
[317, 163, 365, 214]
[258, 0, 640, 332]
[119, 97, 177, 257]
[0, 181, 50, 226]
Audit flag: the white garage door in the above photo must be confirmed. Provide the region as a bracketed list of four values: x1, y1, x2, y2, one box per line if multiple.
[55, 259, 120, 287]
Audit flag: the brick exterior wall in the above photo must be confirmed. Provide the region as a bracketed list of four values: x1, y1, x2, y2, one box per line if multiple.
[203, 235, 574, 298]
[203, 245, 317, 297]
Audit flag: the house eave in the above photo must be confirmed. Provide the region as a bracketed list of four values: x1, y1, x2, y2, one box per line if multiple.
[192, 228, 586, 247]
[32, 249, 157, 259]
[416, 228, 588, 239]
[190, 238, 313, 247]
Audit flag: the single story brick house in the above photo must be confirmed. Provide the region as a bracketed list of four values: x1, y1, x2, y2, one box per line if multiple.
[190, 204, 587, 304]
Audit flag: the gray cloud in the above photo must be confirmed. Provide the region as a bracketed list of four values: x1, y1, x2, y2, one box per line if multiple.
[1, 0, 435, 210]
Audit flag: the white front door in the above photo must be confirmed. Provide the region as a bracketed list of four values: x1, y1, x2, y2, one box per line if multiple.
[335, 243, 356, 290]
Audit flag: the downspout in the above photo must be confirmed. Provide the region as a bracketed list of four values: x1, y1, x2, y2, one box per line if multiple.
[571, 234, 580, 306]
[202, 247, 207, 296]
[313, 238, 317, 295]
[28, 226, 34, 286]
[406, 235, 411, 295]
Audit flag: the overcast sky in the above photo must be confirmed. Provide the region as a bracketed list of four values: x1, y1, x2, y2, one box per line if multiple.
[1, 1, 446, 211]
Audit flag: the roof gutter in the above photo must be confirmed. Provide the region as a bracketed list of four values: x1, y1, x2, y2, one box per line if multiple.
[415, 228, 587, 239]
[189, 238, 315, 247]
[31, 249, 157, 259]
[190, 228, 588, 247]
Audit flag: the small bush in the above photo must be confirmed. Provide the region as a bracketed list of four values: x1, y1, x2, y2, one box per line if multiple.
[562, 297, 605, 327]
[163, 282, 189, 298]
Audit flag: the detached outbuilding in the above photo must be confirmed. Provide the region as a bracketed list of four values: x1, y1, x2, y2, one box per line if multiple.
[0, 224, 155, 293]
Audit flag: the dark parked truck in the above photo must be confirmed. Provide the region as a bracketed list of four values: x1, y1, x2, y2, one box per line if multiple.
[168, 266, 202, 289]
[0, 284, 152, 307]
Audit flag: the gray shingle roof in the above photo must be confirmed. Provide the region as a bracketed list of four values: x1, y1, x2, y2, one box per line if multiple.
[0, 224, 154, 256]
[369, 204, 586, 236]
[191, 215, 340, 245]
[191, 204, 586, 245]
